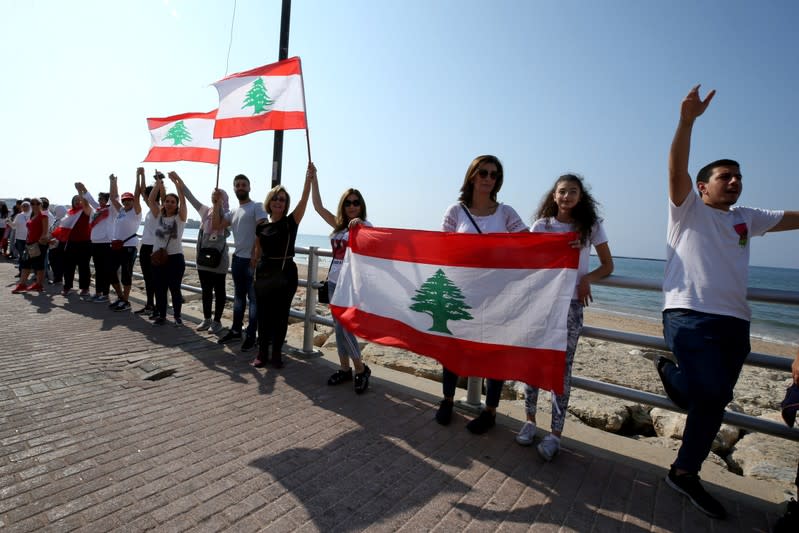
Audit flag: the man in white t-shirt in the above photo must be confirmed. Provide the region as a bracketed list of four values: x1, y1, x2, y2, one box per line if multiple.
[217, 174, 267, 351]
[657, 86, 799, 519]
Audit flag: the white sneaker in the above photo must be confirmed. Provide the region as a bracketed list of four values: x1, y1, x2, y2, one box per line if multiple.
[208, 321, 223, 334]
[537, 434, 560, 462]
[196, 318, 212, 331]
[515, 421, 537, 446]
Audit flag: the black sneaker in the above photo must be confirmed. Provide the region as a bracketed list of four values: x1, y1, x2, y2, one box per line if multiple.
[665, 467, 727, 519]
[134, 305, 154, 315]
[435, 399, 454, 426]
[354, 365, 371, 394]
[328, 369, 353, 385]
[241, 333, 256, 352]
[218, 330, 242, 345]
[108, 299, 122, 309]
[655, 357, 689, 409]
[466, 410, 496, 435]
[114, 300, 131, 312]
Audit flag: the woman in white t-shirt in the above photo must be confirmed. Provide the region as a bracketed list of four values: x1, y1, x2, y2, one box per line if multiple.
[436, 154, 529, 435]
[517, 174, 614, 461]
[147, 171, 187, 326]
[310, 166, 373, 394]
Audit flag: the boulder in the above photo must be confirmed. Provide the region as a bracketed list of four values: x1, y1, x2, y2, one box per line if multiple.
[567, 389, 630, 433]
[650, 407, 686, 439]
[727, 413, 799, 485]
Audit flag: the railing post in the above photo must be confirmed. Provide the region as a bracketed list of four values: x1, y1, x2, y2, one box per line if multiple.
[295, 246, 322, 357]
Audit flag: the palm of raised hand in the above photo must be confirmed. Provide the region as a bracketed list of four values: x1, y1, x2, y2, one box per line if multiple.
[681, 85, 715, 121]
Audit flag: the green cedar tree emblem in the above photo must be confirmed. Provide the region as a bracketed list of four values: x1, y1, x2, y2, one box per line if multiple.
[241, 78, 274, 115]
[163, 121, 192, 146]
[410, 269, 473, 335]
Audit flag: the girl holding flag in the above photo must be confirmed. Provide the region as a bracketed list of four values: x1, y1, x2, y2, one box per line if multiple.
[517, 174, 614, 461]
[437, 154, 529, 434]
[310, 167, 372, 394]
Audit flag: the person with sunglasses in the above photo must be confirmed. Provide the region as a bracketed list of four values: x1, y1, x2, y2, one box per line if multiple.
[12, 197, 49, 293]
[249, 163, 312, 369]
[310, 167, 373, 393]
[437, 155, 529, 434]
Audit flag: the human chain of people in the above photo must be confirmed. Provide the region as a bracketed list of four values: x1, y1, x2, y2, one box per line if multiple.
[2, 87, 799, 528]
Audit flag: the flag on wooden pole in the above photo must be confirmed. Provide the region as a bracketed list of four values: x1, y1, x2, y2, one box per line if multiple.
[143, 110, 220, 164]
[211, 57, 307, 139]
[330, 226, 580, 393]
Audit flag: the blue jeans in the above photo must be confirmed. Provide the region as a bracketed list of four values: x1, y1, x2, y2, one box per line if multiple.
[231, 255, 257, 337]
[662, 309, 750, 473]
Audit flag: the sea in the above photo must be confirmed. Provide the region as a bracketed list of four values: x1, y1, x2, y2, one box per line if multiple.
[179, 229, 799, 346]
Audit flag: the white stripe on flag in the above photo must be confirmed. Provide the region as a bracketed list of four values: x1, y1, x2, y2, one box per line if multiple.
[216, 75, 305, 118]
[332, 252, 576, 351]
[150, 118, 217, 149]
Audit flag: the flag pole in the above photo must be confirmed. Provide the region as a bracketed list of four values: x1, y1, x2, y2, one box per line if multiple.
[271, 0, 292, 187]
[215, 139, 223, 189]
[298, 57, 312, 163]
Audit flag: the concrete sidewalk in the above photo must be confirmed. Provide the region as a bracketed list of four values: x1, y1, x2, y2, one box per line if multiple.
[0, 261, 787, 531]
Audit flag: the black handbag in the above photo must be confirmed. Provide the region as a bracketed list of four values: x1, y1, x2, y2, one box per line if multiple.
[197, 247, 222, 268]
[318, 281, 329, 304]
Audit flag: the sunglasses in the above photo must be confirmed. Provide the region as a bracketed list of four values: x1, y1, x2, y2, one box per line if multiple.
[476, 169, 500, 180]
[343, 199, 361, 208]
[271, 196, 287, 203]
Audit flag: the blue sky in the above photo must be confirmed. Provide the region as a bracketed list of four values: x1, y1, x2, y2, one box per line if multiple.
[2, 0, 798, 267]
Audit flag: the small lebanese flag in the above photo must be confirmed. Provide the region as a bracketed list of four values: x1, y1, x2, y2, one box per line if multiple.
[211, 56, 307, 139]
[51, 207, 84, 243]
[330, 226, 580, 393]
[144, 110, 220, 165]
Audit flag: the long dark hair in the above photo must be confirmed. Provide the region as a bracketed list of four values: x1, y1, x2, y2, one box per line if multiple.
[458, 155, 504, 207]
[536, 174, 600, 245]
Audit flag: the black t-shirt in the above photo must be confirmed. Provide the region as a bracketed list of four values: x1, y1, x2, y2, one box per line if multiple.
[256, 214, 298, 261]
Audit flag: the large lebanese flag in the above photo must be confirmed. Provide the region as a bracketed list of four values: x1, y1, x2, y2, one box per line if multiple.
[144, 110, 220, 164]
[331, 226, 580, 393]
[211, 56, 306, 138]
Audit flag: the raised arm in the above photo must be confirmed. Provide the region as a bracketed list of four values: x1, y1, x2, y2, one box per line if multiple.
[148, 178, 164, 217]
[210, 189, 228, 230]
[310, 164, 336, 227]
[168, 171, 188, 222]
[669, 85, 715, 206]
[109, 174, 121, 210]
[132, 168, 143, 214]
[138, 171, 148, 203]
[180, 176, 205, 213]
[290, 162, 314, 224]
[75, 182, 92, 216]
[768, 211, 799, 232]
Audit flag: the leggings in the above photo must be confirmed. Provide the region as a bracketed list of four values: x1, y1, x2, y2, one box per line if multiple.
[524, 300, 583, 433]
[328, 281, 361, 361]
[91, 242, 112, 295]
[153, 254, 185, 320]
[198, 269, 227, 321]
[139, 244, 155, 307]
[255, 260, 298, 364]
[63, 241, 92, 291]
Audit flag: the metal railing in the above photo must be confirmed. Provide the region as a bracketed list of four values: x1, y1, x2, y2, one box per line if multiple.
[153, 239, 799, 442]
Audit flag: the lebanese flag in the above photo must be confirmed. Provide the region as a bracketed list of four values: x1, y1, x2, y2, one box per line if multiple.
[211, 57, 307, 138]
[51, 207, 84, 242]
[144, 110, 220, 164]
[331, 226, 580, 393]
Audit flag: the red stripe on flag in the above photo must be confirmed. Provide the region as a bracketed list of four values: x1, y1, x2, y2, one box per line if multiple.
[146, 110, 217, 130]
[213, 112, 308, 139]
[215, 57, 302, 82]
[143, 146, 220, 165]
[349, 226, 579, 270]
[331, 305, 566, 394]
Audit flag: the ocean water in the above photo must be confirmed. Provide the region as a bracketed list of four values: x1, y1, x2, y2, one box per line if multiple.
[179, 229, 798, 346]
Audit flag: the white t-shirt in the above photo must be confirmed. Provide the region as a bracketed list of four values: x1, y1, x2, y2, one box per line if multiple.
[13, 212, 29, 241]
[441, 203, 528, 234]
[531, 218, 608, 300]
[225, 201, 268, 258]
[153, 215, 186, 255]
[663, 191, 783, 321]
[140, 211, 158, 246]
[328, 220, 374, 284]
[83, 191, 117, 243]
[112, 207, 142, 247]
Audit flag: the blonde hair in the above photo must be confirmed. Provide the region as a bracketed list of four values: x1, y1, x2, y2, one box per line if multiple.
[264, 185, 291, 216]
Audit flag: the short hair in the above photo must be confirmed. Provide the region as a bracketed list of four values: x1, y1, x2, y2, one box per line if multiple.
[696, 159, 740, 183]
[98, 192, 110, 202]
[264, 185, 291, 216]
[458, 155, 504, 207]
[233, 174, 250, 185]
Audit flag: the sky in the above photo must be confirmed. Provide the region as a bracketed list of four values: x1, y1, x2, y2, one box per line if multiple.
[2, 0, 798, 268]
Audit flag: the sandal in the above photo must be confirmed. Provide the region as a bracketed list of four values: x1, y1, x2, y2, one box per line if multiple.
[327, 368, 353, 385]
